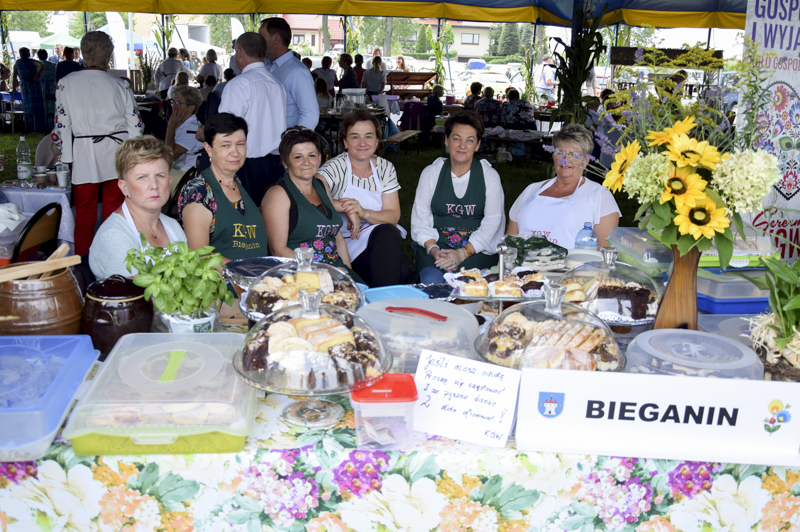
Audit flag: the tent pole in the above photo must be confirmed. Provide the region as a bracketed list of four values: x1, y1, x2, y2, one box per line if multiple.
[0, 12, 5, 58]
[161, 15, 166, 59]
[128, 12, 135, 71]
[344, 17, 348, 54]
[609, 22, 619, 89]
[84, 12, 89, 35]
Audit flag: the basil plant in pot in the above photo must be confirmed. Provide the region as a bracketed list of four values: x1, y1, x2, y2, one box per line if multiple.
[125, 236, 233, 333]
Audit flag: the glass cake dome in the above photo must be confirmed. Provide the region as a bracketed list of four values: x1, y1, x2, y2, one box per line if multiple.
[240, 248, 362, 322]
[234, 289, 391, 427]
[557, 247, 662, 326]
[477, 283, 624, 371]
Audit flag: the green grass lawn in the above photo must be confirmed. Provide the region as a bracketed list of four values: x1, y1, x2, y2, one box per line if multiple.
[0, 132, 47, 182]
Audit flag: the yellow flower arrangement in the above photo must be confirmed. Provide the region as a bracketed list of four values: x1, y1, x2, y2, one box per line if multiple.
[602, 139, 641, 193]
[660, 165, 707, 209]
[665, 133, 726, 170]
[674, 197, 730, 240]
[646, 116, 697, 146]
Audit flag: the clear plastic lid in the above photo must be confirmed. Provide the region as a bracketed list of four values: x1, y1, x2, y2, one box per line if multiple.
[235, 289, 391, 395]
[63, 333, 256, 439]
[557, 247, 662, 325]
[477, 284, 624, 371]
[624, 329, 764, 379]
[607, 227, 673, 264]
[241, 248, 362, 321]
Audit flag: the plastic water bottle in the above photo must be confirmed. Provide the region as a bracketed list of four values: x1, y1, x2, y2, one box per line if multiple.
[16, 136, 32, 180]
[574, 222, 598, 250]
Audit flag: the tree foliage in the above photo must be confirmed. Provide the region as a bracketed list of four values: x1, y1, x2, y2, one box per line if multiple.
[6, 11, 51, 37]
[488, 24, 503, 56]
[498, 23, 520, 57]
[359, 17, 418, 56]
[519, 24, 533, 55]
[415, 24, 430, 53]
[206, 14, 249, 53]
[68, 12, 129, 40]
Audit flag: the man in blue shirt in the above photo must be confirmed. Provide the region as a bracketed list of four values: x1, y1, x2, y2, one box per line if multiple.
[260, 17, 319, 130]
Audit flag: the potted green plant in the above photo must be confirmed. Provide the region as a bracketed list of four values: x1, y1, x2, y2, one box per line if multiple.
[746, 256, 800, 380]
[125, 236, 233, 333]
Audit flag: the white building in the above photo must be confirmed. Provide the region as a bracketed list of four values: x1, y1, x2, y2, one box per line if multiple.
[420, 19, 492, 58]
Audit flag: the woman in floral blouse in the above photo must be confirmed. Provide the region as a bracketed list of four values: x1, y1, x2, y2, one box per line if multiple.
[473, 86, 502, 128]
[500, 89, 537, 130]
[463, 82, 482, 111]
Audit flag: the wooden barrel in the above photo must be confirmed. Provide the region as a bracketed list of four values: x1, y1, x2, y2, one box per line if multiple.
[0, 263, 84, 335]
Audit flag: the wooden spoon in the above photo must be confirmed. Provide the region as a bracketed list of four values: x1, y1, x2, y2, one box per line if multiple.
[28, 243, 71, 280]
[0, 256, 82, 284]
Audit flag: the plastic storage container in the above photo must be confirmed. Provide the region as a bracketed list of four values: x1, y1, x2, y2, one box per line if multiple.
[697, 293, 769, 314]
[477, 284, 624, 371]
[363, 285, 428, 304]
[358, 298, 479, 374]
[240, 248, 362, 322]
[0, 335, 97, 461]
[698, 314, 756, 348]
[697, 269, 769, 299]
[624, 329, 764, 379]
[351, 373, 418, 449]
[606, 227, 673, 277]
[63, 333, 256, 455]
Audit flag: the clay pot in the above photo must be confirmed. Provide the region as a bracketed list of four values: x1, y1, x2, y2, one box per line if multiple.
[82, 275, 152, 359]
[0, 263, 83, 335]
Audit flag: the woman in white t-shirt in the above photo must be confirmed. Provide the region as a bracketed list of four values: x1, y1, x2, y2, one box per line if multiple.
[165, 86, 204, 172]
[507, 123, 620, 249]
[315, 110, 409, 286]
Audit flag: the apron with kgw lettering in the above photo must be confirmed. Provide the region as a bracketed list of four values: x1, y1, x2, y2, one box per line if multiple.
[415, 159, 498, 271]
[201, 167, 268, 260]
[516, 177, 583, 248]
[283, 176, 346, 268]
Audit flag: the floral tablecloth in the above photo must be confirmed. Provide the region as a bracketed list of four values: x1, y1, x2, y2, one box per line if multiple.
[1, 393, 797, 532]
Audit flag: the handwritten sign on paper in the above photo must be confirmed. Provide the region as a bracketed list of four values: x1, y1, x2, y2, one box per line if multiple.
[413, 349, 521, 447]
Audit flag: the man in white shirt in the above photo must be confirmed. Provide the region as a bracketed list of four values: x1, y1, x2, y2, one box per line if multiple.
[261, 17, 319, 130]
[155, 47, 189, 100]
[535, 54, 558, 100]
[219, 31, 287, 206]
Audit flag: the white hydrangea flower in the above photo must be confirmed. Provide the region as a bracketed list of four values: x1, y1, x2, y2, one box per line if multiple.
[622, 153, 672, 205]
[712, 150, 780, 214]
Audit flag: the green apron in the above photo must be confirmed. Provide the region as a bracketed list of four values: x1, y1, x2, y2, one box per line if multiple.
[415, 158, 499, 271]
[201, 168, 268, 260]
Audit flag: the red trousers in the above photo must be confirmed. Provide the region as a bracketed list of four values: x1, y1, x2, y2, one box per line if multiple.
[73, 180, 125, 255]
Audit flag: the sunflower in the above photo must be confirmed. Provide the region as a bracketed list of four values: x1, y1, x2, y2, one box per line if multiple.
[660, 165, 707, 208]
[646, 116, 697, 146]
[602, 140, 641, 193]
[674, 197, 730, 240]
[665, 134, 726, 171]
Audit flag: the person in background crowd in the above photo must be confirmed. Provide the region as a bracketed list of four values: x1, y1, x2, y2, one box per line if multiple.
[395, 55, 409, 72]
[213, 68, 235, 96]
[48, 44, 63, 63]
[361, 56, 386, 96]
[196, 49, 222, 88]
[411, 111, 504, 284]
[463, 81, 482, 110]
[199, 75, 216, 101]
[372, 47, 387, 71]
[89, 136, 186, 280]
[52, 31, 143, 255]
[179, 48, 192, 72]
[155, 48, 189, 100]
[74, 48, 83, 65]
[218, 31, 287, 206]
[55, 47, 83, 82]
[190, 51, 200, 71]
[0, 64, 10, 92]
[166, 86, 204, 174]
[535, 54, 558, 100]
[315, 78, 333, 110]
[474, 86, 501, 128]
[180, 112, 268, 262]
[12, 47, 47, 133]
[338, 53, 359, 91]
[354, 54, 365, 85]
[301, 57, 312, 70]
[505, 66, 513, 80]
[501, 89, 537, 130]
[36, 49, 57, 130]
[313, 56, 337, 97]
[507, 123, 619, 248]
[228, 39, 242, 76]
[261, 17, 319, 130]
[315, 110, 410, 287]
[262, 128, 359, 280]
[427, 84, 444, 114]
[167, 71, 189, 100]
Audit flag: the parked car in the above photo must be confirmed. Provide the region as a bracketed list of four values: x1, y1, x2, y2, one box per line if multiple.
[458, 70, 514, 99]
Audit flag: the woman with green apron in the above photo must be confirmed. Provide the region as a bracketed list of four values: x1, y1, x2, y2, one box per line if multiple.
[411, 111, 506, 284]
[179, 113, 268, 262]
[262, 128, 362, 282]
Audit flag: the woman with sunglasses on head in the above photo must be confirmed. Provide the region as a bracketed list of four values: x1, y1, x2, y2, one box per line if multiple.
[506, 123, 620, 249]
[262, 127, 361, 281]
[178, 112, 268, 263]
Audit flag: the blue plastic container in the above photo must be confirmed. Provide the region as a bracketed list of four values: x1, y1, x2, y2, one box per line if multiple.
[364, 285, 429, 304]
[0, 335, 98, 461]
[697, 294, 769, 314]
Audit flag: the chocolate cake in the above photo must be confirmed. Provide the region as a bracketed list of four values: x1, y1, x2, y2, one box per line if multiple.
[597, 285, 650, 320]
[242, 330, 269, 371]
[521, 280, 544, 292]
